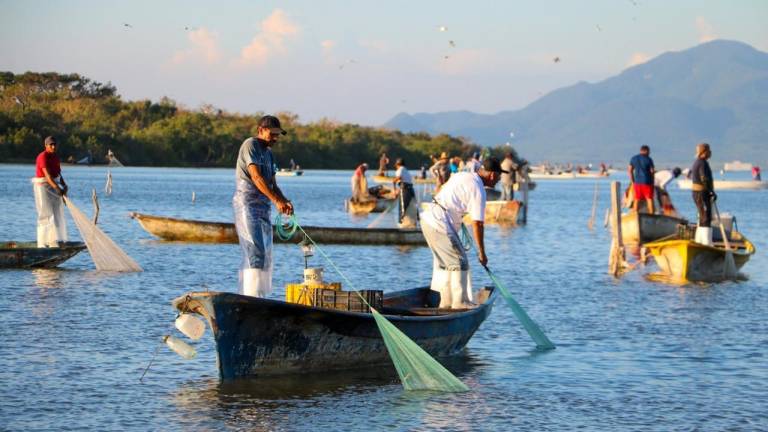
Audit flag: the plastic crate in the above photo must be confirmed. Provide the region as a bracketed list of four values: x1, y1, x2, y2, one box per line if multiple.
[313, 289, 383, 313]
[285, 282, 341, 306]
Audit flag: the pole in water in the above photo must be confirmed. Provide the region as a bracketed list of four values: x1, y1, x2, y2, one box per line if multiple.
[192, 191, 196, 203]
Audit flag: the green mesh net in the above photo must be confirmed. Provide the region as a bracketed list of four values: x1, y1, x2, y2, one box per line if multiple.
[276, 214, 470, 392]
[372, 308, 469, 392]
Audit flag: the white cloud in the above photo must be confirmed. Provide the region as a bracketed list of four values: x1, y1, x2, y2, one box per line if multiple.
[626, 52, 651, 67]
[237, 9, 300, 67]
[695, 16, 717, 43]
[170, 28, 221, 65]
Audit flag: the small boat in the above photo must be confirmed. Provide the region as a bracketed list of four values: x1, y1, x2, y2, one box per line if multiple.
[723, 161, 753, 171]
[276, 169, 304, 177]
[645, 230, 755, 282]
[469, 200, 523, 225]
[345, 198, 394, 214]
[372, 175, 435, 185]
[575, 172, 610, 179]
[614, 212, 687, 247]
[130, 212, 426, 245]
[171, 286, 497, 379]
[528, 172, 576, 180]
[677, 179, 767, 191]
[0, 241, 86, 268]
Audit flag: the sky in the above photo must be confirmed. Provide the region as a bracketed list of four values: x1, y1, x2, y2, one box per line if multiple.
[1, 0, 767, 126]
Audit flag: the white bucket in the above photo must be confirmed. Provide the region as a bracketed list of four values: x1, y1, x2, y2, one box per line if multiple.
[695, 226, 712, 246]
[175, 313, 206, 340]
[304, 267, 324, 284]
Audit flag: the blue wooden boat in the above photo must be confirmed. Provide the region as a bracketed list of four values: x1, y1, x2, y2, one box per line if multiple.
[172, 286, 497, 379]
[0, 241, 86, 268]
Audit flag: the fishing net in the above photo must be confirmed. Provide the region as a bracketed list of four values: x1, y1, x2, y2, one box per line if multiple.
[460, 224, 555, 350]
[276, 214, 469, 392]
[65, 197, 142, 272]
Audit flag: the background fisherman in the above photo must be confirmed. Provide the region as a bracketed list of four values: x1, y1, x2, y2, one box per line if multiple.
[464, 152, 481, 172]
[500, 153, 517, 201]
[33, 136, 68, 247]
[628, 145, 656, 214]
[351, 163, 372, 202]
[654, 167, 682, 216]
[393, 158, 417, 228]
[430, 152, 451, 193]
[690, 143, 715, 245]
[420, 157, 506, 309]
[378, 152, 390, 176]
[233, 115, 294, 297]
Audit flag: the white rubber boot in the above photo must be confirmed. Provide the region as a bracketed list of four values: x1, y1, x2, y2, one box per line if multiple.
[450, 270, 475, 309]
[695, 226, 713, 246]
[431, 261, 451, 308]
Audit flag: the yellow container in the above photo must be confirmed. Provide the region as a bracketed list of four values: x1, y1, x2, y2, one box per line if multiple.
[285, 282, 341, 306]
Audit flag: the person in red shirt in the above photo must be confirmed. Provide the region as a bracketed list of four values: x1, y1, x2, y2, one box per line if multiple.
[33, 136, 68, 247]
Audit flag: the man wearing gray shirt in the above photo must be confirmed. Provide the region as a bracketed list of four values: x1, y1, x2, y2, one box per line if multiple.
[233, 115, 294, 297]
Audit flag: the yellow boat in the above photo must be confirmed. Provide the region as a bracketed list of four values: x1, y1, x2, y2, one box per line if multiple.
[372, 174, 435, 185]
[645, 231, 755, 282]
[613, 211, 686, 247]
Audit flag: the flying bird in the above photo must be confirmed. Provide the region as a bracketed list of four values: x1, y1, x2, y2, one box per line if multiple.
[449, 40, 456, 47]
[553, 56, 561, 63]
[123, 23, 132, 28]
[596, 24, 602, 32]
[438, 25, 447, 32]
[443, 55, 450, 60]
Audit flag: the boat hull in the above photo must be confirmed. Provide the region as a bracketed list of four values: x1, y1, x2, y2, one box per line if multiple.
[677, 179, 767, 190]
[467, 200, 523, 225]
[646, 235, 755, 282]
[372, 175, 435, 185]
[345, 198, 394, 214]
[0, 241, 86, 268]
[130, 212, 426, 245]
[173, 287, 497, 379]
[615, 212, 686, 246]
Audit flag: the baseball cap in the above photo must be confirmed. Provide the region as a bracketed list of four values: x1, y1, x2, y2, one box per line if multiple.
[481, 157, 509, 174]
[44, 136, 57, 146]
[258, 115, 287, 135]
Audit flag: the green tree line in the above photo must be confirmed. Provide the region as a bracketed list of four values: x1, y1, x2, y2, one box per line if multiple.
[0, 71, 515, 169]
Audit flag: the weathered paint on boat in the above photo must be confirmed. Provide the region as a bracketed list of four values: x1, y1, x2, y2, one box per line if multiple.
[0, 241, 86, 268]
[130, 212, 426, 245]
[458, 200, 523, 225]
[172, 286, 497, 379]
[677, 179, 767, 190]
[614, 211, 686, 246]
[645, 231, 755, 282]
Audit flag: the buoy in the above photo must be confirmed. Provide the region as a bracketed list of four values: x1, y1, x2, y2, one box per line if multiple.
[163, 335, 197, 359]
[174, 313, 205, 340]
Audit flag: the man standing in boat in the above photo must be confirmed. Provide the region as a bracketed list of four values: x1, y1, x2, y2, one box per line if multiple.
[378, 152, 390, 176]
[654, 167, 682, 216]
[500, 153, 517, 201]
[351, 163, 372, 202]
[393, 158, 417, 228]
[233, 115, 294, 298]
[33, 136, 68, 247]
[690, 143, 715, 245]
[420, 157, 506, 309]
[628, 145, 656, 214]
[430, 152, 451, 193]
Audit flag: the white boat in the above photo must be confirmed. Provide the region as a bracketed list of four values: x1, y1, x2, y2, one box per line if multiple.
[677, 179, 767, 191]
[528, 172, 576, 180]
[723, 161, 753, 171]
[276, 169, 304, 177]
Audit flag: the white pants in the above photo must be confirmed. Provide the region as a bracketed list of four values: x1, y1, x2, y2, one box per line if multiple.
[32, 178, 67, 247]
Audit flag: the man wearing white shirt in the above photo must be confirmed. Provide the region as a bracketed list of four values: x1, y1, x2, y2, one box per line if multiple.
[393, 158, 417, 228]
[654, 167, 682, 216]
[420, 157, 506, 309]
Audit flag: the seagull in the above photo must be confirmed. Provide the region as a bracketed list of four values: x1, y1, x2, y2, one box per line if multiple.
[443, 55, 450, 60]
[123, 23, 132, 28]
[553, 56, 561, 63]
[438, 25, 447, 32]
[449, 40, 456, 47]
[596, 24, 602, 32]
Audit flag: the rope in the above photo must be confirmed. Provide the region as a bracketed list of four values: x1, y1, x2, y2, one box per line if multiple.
[274, 213, 370, 306]
[274, 214, 298, 241]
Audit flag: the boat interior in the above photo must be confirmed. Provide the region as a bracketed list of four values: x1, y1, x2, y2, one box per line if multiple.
[380, 286, 494, 316]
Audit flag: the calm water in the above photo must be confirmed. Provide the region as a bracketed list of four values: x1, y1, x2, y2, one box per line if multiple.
[1, 164, 766, 431]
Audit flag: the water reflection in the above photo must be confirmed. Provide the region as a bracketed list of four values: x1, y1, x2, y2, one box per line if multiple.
[32, 268, 66, 289]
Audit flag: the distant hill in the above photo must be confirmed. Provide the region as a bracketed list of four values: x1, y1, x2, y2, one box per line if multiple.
[384, 40, 768, 164]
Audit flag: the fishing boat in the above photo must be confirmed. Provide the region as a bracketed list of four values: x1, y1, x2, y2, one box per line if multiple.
[723, 161, 753, 171]
[528, 171, 576, 180]
[171, 286, 497, 379]
[462, 200, 523, 225]
[645, 230, 755, 282]
[129, 212, 426, 245]
[612, 211, 686, 247]
[575, 172, 610, 179]
[276, 169, 304, 177]
[345, 198, 394, 214]
[0, 241, 86, 268]
[677, 179, 767, 191]
[372, 174, 435, 185]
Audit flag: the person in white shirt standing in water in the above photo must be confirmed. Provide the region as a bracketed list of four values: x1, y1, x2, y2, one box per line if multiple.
[419, 157, 507, 309]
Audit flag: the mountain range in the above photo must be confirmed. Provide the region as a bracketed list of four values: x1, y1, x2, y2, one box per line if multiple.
[384, 40, 768, 164]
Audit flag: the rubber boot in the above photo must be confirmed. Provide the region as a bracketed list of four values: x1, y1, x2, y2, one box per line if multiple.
[450, 270, 475, 309]
[431, 261, 451, 308]
[242, 268, 271, 297]
[695, 226, 712, 246]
